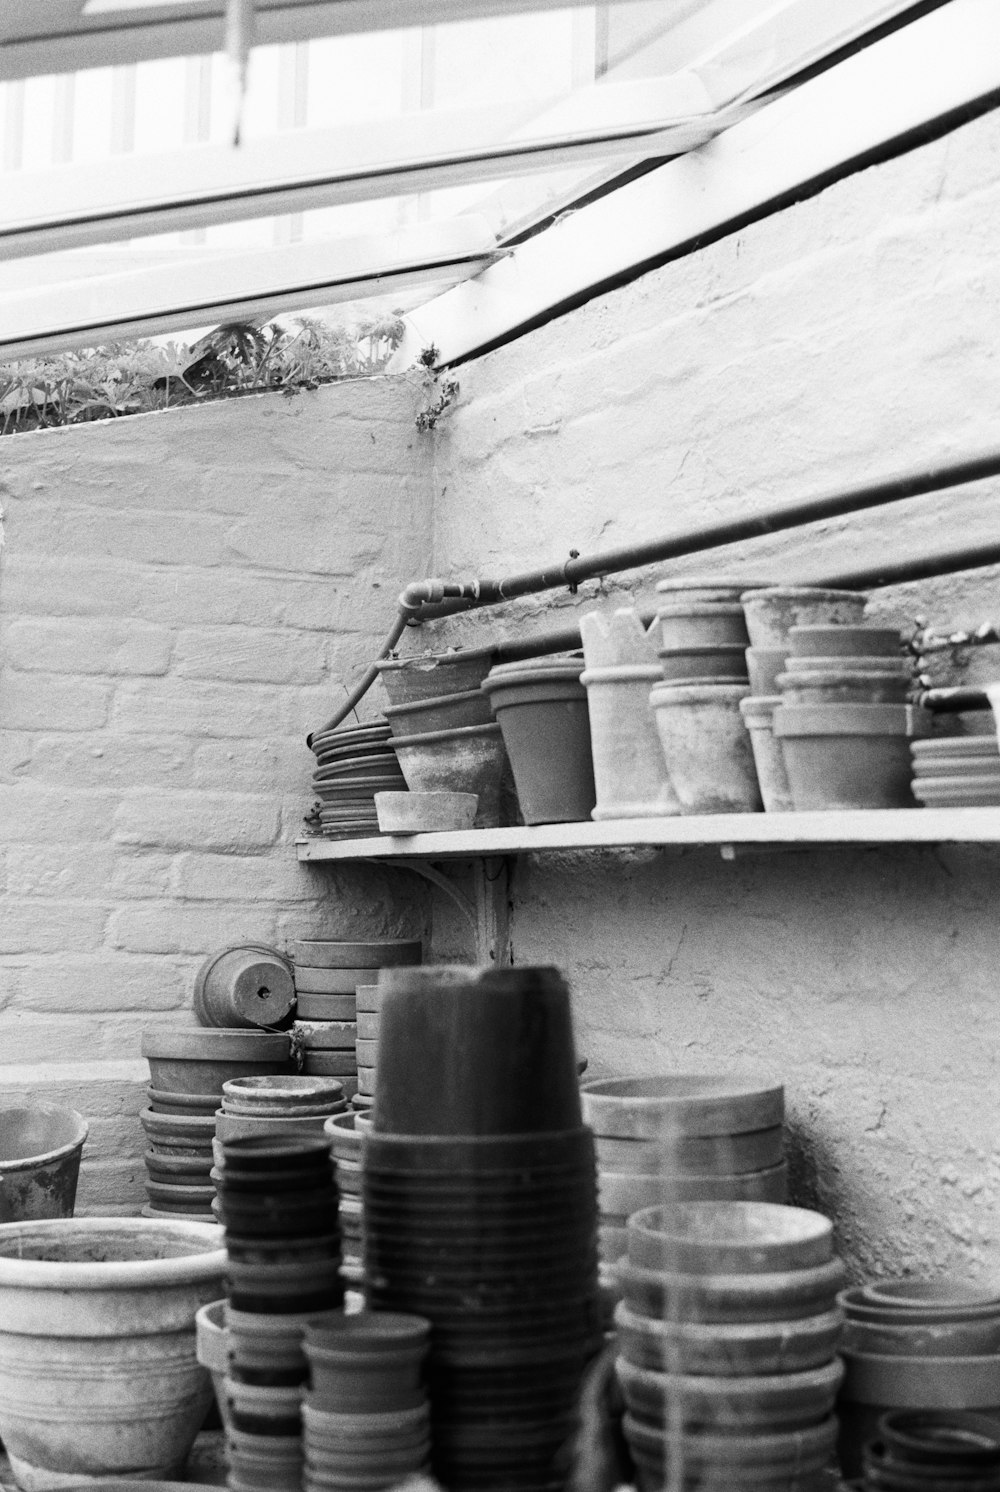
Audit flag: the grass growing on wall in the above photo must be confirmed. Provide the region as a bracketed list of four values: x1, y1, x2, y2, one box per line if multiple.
[0, 313, 406, 437]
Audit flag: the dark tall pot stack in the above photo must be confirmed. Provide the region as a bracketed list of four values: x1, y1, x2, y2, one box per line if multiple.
[862, 1411, 1000, 1491]
[217, 1136, 344, 1492]
[362, 965, 601, 1492]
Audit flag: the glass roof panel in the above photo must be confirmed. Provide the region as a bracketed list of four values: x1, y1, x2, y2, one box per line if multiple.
[0, 0, 934, 355]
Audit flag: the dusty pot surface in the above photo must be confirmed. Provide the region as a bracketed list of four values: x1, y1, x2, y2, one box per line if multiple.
[649, 682, 761, 815]
[776, 669, 911, 706]
[739, 695, 793, 813]
[580, 608, 659, 669]
[582, 1074, 784, 1140]
[582, 665, 679, 819]
[0, 1219, 225, 1490]
[0, 1105, 88, 1224]
[482, 661, 596, 825]
[788, 624, 904, 657]
[142, 1029, 294, 1098]
[655, 602, 749, 653]
[374, 790, 478, 834]
[774, 703, 925, 810]
[193, 945, 295, 1030]
[390, 723, 508, 828]
[741, 587, 868, 648]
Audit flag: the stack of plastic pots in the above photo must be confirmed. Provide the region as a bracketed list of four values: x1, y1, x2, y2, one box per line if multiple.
[290, 939, 422, 1101]
[213, 1075, 349, 1220]
[481, 656, 596, 824]
[838, 1278, 1000, 1478]
[363, 964, 601, 1492]
[581, 1073, 787, 1287]
[324, 1111, 364, 1288]
[219, 1136, 344, 1492]
[301, 1313, 432, 1492]
[141, 1029, 294, 1221]
[614, 1201, 846, 1492]
[861, 1410, 1000, 1490]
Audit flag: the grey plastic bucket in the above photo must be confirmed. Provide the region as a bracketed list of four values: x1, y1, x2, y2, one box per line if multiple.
[0, 1104, 89, 1222]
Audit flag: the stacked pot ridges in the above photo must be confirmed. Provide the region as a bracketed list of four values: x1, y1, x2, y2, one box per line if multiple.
[140, 1028, 294, 1222]
[837, 1277, 1000, 1480]
[301, 1312, 432, 1492]
[613, 1200, 846, 1492]
[910, 734, 1000, 808]
[862, 1410, 1000, 1491]
[307, 720, 406, 841]
[580, 1073, 787, 1286]
[325, 1112, 365, 1287]
[364, 964, 600, 1492]
[289, 938, 421, 1101]
[213, 1076, 349, 1224]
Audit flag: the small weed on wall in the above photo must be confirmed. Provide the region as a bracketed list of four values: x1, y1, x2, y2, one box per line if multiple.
[0, 313, 406, 437]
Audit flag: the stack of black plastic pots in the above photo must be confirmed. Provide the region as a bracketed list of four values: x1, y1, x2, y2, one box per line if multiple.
[301, 1312, 432, 1492]
[218, 1136, 343, 1492]
[862, 1411, 1000, 1491]
[363, 965, 600, 1492]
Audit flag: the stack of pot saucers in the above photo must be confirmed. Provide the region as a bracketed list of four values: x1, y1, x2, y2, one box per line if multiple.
[218, 1136, 343, 1492]
[301, 1312, 432, 1492]
[910, 734, 1000, 808]
[290, 938, 421, 1101]
[837, 1278, 1000, 1479]
[860, 1409, 1000, 1490]
[363, 964, 601, 1492]
[324, 1111, 364, 1288]
[614, 1201, 846, 1492]
[213, 1074, 349, 1219]
[141, 1028, 295, 1222]
[581, 1073, 787, 1290]
[307, 720, 406, 841]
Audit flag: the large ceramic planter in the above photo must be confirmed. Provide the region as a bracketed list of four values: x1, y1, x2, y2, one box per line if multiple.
[581, 665, 679, 818]
[192, 946, 295, 1029]
[142, 1030, 293, 1099]
[375, 648, 496, 707]
[649, 681, 761, 814]
[482, 660, 596, 825]
[774, 703, 929, 810]
[390, 723, 508, 828]
[0, 1218, 225, 1490]
[0, 1105, 88, 1223]
[739, 695, 793, 812]
[740, 587, 868, 648]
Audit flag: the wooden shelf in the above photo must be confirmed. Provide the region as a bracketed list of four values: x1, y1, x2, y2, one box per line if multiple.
[295, 808, 1000, 862]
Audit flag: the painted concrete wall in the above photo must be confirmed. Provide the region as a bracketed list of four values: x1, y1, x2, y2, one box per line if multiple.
[416, 106, 1000, 1281]
[0, 379, 434, 1211]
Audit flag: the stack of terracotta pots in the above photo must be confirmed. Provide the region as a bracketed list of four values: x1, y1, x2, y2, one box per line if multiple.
[307, 720, 407, 841]
[219, 1136, 343, 1491]
[649, 579, 762, 814]
[860, 1409, 1000, 1489]
[213, 1074, 349, 1219]
[911, 735, 1000, 808]
[290, 938, 422, 1101]
[482, 655, 597, 824]
[581, 1073, 787, 1285]
[838, 1278, 1000, 1478]
[614, 1201, 846, 1491]
[363, 964, 601, 1492]
[377, 647, 506, 828]
[141, 1028, 294, 1221]
[580, 608, 679, 819]
[324, 1111, 364, 1288]
[301, 1313, 432, 1492]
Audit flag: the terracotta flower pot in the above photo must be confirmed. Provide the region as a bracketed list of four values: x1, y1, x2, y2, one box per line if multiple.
[582, 1074, 784, 1140]
[615, 1300, 843, 1376]
[0, 1104, 88, 1223]
[788, 624, 903, 658]
[482, 659, 596, 825]
[616, 1355, 844, 1430]
[740, 695, 793, 812]
[598, 1162, 788, 1216]
[776, 669, 911, 706]
[649, 681, 761, 814]
[375, 647, 497, 706]
[740, 587, 868, 648]
[581, 665, 679, 818]
[615, 1256, 847, 1323]
[655, 602, 750, 652]
[0, 1219, 225, 1489]
[193, 946, 295, 1029]
[595, 1125, 784, 1177]
[390, 723, 508, 828]
[774, 702, 930, 810]
[141, 1030, 293, 1097]
[625, 1201, 834, 1275]
[383, 688, 493, 737]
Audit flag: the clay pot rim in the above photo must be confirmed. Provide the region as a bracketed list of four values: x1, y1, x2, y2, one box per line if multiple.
[223, 1077, 344, 1101]
[375, 647, 496, 674]
[0, 1217, 225, 1287]
[615, 1301, 843, 1341]
[390, 723, 502, 747]
[740, 696, 781, 720]
[615, 1254, 846, 1295]
[142, 1029, 292, 1059]
[140, 1106, 217, 1132]
[304, 1310, 430, 1350]
[625, 1200, 832, 1260]
[0, 1103, 89, 1172]
[740, 587, 867, 603]
[617, 1354, 844, 1395]
[383, 689, 489, 718]
[655, 602, 747, 618]
[580, 665, 662, 683]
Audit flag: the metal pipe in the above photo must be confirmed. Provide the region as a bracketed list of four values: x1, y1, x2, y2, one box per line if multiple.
[823, 539, 1000, 590]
